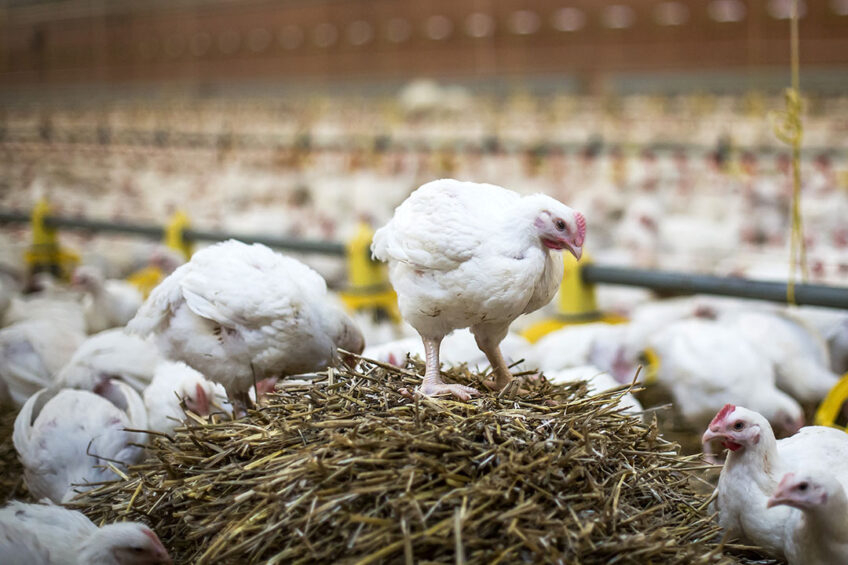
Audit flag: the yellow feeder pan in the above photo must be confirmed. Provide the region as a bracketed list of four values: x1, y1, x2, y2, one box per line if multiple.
[814, 372, 848, 431]
[521, 252, 627, 344]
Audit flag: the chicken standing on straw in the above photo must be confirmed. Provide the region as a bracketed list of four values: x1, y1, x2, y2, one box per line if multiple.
[127, 240, 364, 414]
[372, 179, 585, 400]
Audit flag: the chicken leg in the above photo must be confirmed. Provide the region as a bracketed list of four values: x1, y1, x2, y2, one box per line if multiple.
[474, 331, 514, 391]
[418, 336, 478, 401]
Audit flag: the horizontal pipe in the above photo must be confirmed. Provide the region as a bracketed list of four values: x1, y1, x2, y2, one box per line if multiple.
[1, 210, 846, 308]
[582, 264, 848, 310]
[184, 228, 346, 256]
[0, 212, 30, 224]
[49, 216, 165, 238]
[0, 212, 345, 255]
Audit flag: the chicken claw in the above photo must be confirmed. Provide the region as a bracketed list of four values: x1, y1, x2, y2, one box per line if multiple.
[419, 382, 479, 401]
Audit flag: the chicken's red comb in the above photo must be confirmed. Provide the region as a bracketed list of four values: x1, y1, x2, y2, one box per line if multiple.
[575, 212, 586, 246]
[710, 404, 736, 427]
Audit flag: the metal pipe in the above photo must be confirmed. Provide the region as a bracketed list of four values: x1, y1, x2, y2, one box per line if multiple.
[2, 210, 847, 308]
[0, 213, 346, 255]
[184, 228, 346, 256]
[48, 216, 165, 238]
[582, 264, 848, 309]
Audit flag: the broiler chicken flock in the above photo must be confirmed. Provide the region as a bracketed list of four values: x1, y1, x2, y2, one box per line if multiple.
[0, 168, 846, 563]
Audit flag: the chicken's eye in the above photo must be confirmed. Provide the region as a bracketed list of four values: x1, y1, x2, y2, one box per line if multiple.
[130, 547, 145, 553]
[798, 482, 809, 492]
[733, 421, 744, 430]
[555, 219, 566, 231]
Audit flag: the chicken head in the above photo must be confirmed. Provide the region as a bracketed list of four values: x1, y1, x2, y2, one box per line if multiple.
[767, 471, 837, 510]
[534, 209, 586, 259]
[702, 404, 766, 453]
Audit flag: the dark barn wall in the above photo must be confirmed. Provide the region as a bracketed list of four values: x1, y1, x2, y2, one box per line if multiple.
[1, 0, 847, 93]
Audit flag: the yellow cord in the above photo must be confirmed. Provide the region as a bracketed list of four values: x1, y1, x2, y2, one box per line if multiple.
[770, 0, 807, 304]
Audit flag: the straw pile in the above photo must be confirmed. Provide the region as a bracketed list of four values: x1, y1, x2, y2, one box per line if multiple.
[72, 357, 774, 564]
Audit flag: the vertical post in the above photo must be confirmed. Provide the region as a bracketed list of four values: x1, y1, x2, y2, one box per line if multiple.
[164, 210, 193, 260]
[339, 221, 401, 323]
[25, 198, 79, 282]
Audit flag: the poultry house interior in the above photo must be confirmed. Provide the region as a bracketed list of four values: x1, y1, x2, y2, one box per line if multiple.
[1, 0, 848, 563]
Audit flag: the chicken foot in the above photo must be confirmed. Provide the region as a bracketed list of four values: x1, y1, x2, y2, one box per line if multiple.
[417, 336, 478, 401]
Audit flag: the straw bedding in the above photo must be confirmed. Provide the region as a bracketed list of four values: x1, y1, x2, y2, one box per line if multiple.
[67, 357, 777, 564]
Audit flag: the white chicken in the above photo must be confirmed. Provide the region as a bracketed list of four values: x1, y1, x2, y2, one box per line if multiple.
[127, 240, 364, 413]
[143, 361, 217, 434]
[371, 179, 585, 399]
[791, 306, 848, 374]
[719, 308, 840, 403]
[13, 382, 148, 503]
[55, 328, 162, 394]
[3, 290, 87, 331]
[527, 322, 630, 378]
[648, 319, 803, 435]
[702, 404, 848, 559]
[0, 319, 86, 408]
[767, 469, 848, 565]
[0, 500, 171, 565]
[72, 265, 144, 333]
[544, 365, 643, 415]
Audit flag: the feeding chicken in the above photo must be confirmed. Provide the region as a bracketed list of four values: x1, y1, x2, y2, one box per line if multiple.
[372, 179, 585, 400]
[702, 404, 848, 559]
[767, 469, 848, 565]
[13, 382, 148, 503]
[127, 240, 364, 414]
[0, 500, 171, 565]
[718, 308, 840, 404]
[56, 328, 163, 395]
[648, 319, 803, 435]
[143, 361, 217, 434]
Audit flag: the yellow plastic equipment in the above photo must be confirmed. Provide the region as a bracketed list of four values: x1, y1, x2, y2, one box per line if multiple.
[639, 348, 660, 386]
[164, 210, 193, 260]
[814, 372, 848, 431]
[24, 198, 79, 281]
[521, 252, 626, 343]
[339, 221, 402, 324]
[126, 210, 192, 297]
[126, 266, 165, 299]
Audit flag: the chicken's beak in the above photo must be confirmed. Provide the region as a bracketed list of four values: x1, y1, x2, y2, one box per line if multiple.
[569, 244, 583, 261]
[701, 427, 725, 447]
[766, 473, 797, 509]
[767, 480, 795, 509]
[562, 241, 582, 261]
[766, 494, 787, 509]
